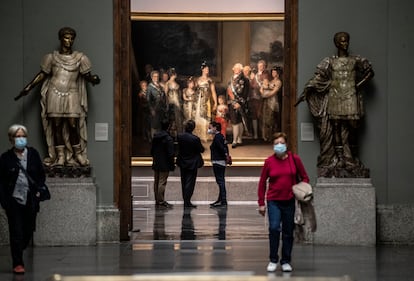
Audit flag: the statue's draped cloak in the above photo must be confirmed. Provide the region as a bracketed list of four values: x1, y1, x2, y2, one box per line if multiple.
[40, 51, 90, 163]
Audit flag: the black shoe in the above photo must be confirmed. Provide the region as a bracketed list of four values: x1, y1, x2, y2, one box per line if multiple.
[210, 201, 227, 208]
[159, 201, 173, 208]
[209, 200, 220, 207]
[184, 203, 197, 208]
[232, 143, 237, 148]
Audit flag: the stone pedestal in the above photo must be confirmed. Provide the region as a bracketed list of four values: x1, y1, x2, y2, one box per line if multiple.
[97, 205, 120, 242]
[313, 177, 376, 245]
[34, 177, 97, 246]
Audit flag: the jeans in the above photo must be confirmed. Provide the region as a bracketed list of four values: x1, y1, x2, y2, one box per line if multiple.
[267, 198, 295, 264]
[212, 164, 226, 202]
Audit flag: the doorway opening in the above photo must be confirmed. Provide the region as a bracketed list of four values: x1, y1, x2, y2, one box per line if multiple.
[114, 0, 298, 240]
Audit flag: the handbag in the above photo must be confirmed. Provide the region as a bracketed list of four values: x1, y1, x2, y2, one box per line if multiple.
[16, 161, 51, 201]
[291, 154, 313, 202]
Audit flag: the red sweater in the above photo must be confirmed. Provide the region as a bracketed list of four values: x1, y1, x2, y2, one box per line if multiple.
[257, 151, 309, 206]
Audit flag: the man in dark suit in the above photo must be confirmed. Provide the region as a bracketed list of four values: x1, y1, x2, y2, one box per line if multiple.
[176, 120, 205, 208]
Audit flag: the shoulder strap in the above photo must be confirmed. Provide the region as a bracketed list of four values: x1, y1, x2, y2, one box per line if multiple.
[16, 160, 36, 186]
[291, 152, 297, 168]
[290, 152, 301, 182]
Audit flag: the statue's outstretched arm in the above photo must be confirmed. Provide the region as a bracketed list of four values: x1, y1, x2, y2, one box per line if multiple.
[295, 87, 312, 107]
[15, 71, 47, 101]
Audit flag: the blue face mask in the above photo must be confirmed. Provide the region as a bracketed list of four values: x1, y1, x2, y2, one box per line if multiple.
[273, 143, 287, 154]
[15, 137, 27, 150]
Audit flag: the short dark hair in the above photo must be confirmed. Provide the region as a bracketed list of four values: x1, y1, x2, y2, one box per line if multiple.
[185, 120, 196, 133]
[333, 31, 350, 45]
[210, 121, 221, 132]
[272, 66, 283, 77]
[58, 27, 76, 40]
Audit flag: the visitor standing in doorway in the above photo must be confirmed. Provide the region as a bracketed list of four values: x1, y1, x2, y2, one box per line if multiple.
[176, 120, 205, 208]
[150, 121, 175, 208]
[209, 121, 229, 208]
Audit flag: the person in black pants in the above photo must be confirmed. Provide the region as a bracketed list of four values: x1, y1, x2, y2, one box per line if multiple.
[208, 121, 229, 207]
[176, 120, 205, 208]
[150, 120, 175, 208]
[0, 124, 46, 274]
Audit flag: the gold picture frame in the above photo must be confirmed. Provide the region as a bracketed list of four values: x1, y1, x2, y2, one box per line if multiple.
[130, 12, 286, 167]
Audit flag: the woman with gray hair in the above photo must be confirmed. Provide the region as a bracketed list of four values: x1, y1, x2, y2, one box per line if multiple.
[0, 124, 46, 274]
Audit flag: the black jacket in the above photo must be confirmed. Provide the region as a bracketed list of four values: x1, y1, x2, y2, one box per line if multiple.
[150, 130, 175, 172]
[0, 147, 46, 212]
[210, 132, 228, 161]
[176, 132, 205, 170]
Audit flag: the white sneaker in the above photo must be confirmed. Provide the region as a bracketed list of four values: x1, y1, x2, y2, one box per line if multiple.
[281, 263, 293, 272]
[267, 262, 277, 272]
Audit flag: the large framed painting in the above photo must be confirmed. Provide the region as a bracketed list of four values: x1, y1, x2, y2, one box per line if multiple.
[130, 13, 286, 166]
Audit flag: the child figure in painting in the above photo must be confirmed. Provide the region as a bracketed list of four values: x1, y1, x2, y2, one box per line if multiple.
[182, 77, 196, 122]
[215, 95, 229, 139]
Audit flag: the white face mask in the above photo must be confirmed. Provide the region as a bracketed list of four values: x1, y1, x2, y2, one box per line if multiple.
[207, 128, 215, 135]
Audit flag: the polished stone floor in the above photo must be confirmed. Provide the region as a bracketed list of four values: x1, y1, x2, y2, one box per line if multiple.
[0, 204, 414, 281]
[131, 204, 268, 240]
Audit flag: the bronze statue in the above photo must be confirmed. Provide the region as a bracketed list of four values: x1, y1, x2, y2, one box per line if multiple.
[296, 32, 374, 177]
[16, 27, 100, 168]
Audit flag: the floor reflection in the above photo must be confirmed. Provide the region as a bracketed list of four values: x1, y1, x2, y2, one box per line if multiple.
[181, 208, 196, 240]
[214, 206, 227, 240]
[153, 207, 170, 240]
[132, 204, 267, 241]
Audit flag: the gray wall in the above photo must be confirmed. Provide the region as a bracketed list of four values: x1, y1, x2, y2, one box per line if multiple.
[1, 0, 414, 208]
[0, 0, 114, 205]
[297, 0, 414, 204]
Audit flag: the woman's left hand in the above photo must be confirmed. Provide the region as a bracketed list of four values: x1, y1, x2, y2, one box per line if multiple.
[258, 205, 266, 216]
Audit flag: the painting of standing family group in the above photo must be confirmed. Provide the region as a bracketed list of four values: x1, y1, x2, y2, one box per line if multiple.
[131, 20, 284, 159]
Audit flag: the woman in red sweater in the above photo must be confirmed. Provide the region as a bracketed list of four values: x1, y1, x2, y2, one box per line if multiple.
[257, 132, 309, 273]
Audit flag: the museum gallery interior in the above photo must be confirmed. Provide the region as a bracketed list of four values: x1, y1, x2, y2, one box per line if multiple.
[0, 0, 414, 280]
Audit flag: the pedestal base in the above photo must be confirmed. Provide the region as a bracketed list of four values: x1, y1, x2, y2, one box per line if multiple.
[313, 178, 376, 245]
[34, 177, 97, 246]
